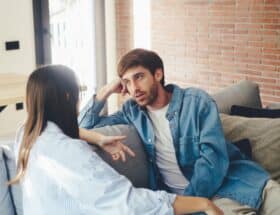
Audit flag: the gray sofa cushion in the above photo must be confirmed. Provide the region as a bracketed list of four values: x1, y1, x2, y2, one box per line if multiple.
[220, 113, 280, 183]
[213, 80, 262, 114]
[2, 144, 23, 215]
[91, 125, 149, 188]
[0, 145, 15, 215]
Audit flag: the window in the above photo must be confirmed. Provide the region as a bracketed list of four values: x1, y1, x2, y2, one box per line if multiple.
[133, 0, 150, 49]
[49, 0, 95, 92]
[33, 0, 107, 106]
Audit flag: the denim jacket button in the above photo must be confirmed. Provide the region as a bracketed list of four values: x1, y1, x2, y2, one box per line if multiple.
[148, 138, 152, 142]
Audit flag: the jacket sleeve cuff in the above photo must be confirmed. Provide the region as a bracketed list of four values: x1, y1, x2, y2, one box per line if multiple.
[78, 96, 106, 128]
[183, 184, 194, 196]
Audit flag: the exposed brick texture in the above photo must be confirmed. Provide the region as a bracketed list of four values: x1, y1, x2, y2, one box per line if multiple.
[151, 0, 280, 106]
[116, 0, 280, 106]
[116, 0, 134, 105]
[116, 0, 134, 61]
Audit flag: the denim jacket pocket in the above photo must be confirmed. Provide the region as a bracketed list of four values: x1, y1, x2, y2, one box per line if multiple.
[178, 135, 200, 166]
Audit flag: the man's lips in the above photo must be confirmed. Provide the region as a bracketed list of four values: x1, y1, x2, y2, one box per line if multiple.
[134, 92, 146, 100]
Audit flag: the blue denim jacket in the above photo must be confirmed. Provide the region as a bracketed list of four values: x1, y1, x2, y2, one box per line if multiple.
[79, 84, 269, 209]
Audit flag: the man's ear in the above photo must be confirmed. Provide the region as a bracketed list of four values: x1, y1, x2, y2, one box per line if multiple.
[154, 69, 163, 83]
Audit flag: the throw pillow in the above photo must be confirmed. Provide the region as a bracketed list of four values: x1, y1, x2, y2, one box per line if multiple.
[267, 103, 280, 110]
[220, 113, 280, 183]
[230, 105, 280, 118]
[232, 139, 252, 159]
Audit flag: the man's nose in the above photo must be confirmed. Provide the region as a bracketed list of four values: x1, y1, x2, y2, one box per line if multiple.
[130, 81, 139, 95]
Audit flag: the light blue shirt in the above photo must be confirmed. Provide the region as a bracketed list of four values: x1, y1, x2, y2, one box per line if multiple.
[14, 121, 176, 215]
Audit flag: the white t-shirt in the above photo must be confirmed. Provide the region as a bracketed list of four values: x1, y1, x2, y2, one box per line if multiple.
[148, 105, 189, 195]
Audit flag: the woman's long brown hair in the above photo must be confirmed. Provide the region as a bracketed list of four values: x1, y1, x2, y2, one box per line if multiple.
[8, 65, 80, 185]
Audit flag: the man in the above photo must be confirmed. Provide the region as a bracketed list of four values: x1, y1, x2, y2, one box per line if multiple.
[79, 48, 280, 214]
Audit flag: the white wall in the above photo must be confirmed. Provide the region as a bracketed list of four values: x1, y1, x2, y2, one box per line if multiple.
[0, 0, 35, 138]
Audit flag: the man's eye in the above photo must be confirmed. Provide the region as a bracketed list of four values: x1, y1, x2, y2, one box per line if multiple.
[136, 74, 144, 79]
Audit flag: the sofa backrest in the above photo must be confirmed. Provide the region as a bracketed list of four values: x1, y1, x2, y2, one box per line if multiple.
[91, 125, 149, 188]
[0, 142, 23, 215]
[212, 80, 262, 114]
[0, 145, 15, 215]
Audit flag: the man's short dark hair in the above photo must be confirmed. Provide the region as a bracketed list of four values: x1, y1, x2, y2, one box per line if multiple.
[118, 48, 165, 86]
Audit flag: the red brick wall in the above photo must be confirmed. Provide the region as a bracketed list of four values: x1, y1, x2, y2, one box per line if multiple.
[116, 0, 134, 61]
[151, 0, 280, 106]
[116, 0, 134, 105]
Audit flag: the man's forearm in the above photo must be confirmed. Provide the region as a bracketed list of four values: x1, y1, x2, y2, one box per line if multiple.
[96, 85, 113, 101]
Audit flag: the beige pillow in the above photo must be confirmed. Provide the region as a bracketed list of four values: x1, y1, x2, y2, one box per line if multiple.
[220, 113, 280, 183]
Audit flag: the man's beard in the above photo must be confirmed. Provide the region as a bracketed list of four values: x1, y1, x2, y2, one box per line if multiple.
[135, 84, 158, 107]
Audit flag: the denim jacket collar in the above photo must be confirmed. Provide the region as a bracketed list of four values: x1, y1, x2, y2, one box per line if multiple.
[165, 84, 184, 121]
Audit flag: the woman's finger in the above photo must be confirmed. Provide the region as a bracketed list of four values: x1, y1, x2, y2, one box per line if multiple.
[112, 153, 120, 161]
[119, 150, 126, 162]
[112, 136, 126, 141]
[123, 145, 136, 157]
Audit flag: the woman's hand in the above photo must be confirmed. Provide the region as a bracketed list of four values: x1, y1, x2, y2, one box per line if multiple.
[204, 201, 223, 215]
[98, 135, 135, 162]
[79, 128, 135, 162]
[173, 196, 223, 215]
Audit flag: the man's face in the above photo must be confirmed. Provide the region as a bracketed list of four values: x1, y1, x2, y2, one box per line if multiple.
[121, 66, 161, 107]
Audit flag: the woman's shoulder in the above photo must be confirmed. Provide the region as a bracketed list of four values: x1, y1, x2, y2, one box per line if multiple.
[42, 121, 92, 153]
[33, 122, 104, 172]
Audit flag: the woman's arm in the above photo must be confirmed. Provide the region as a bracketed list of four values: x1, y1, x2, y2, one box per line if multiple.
[173, 196, 223, 215]
[79, 127, 104, 146]
[79, 128, 135, 161]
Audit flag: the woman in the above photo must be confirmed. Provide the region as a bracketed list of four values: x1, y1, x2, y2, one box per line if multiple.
[9, 65, 222, 215]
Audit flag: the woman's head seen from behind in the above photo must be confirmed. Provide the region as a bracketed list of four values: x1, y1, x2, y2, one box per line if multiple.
[26, 65, 80, 138]
[9, 65, 80, 184]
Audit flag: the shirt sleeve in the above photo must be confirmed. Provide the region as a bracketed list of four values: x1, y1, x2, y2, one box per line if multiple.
[184, 99, 229, 198]
[78, 96, 130, 129]
[53, 139, 176, 215]
[14, 124, 24, 159]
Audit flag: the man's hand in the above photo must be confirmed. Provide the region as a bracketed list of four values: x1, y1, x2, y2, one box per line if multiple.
[108, 78, 127, 95]
[96, 78, 127, 101]
[98, 135, 136, 162]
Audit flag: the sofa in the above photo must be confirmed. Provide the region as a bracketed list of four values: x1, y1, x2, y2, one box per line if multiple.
[1, 80, 279, 215]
